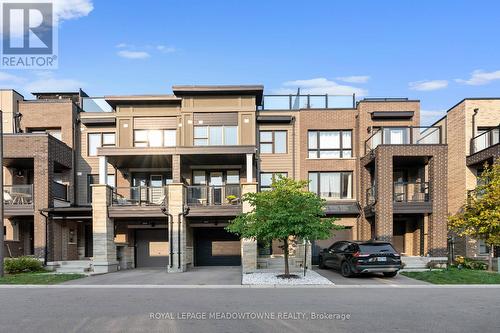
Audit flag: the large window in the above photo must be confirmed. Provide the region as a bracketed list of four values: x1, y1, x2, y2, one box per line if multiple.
[134, 129, 176, 147]
[308, 172, 353, 199]
[88, 132, 115, 156]
[260, 172, 288, 191]
[308, 130, 352, 158]
[194, 126, 238, 146]
[259, 131, 287, 154]
[87, 174, 115, 203]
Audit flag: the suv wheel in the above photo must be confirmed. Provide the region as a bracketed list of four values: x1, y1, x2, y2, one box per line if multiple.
[383, 272, 398, 278]
[341, 261, 352, 277]
[318, 257, 326, 269]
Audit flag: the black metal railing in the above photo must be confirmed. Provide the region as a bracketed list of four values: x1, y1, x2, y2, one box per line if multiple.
[186, 185, 242, 206]
[259, 94, 355, 110]
[111, 186, 167, 206]
[393, 181, 429, 202]
[470, 125, 500, 154]
[366, 186, 376, 205]
[3, 185, 34, 207]
[53, 182, 68, 201]
[365, 126, 442, 154]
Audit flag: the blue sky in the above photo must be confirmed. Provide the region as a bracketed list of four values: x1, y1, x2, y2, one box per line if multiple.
[1, 0, 500, 124]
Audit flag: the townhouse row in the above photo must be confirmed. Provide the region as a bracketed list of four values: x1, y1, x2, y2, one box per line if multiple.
[1, 86, 498, 273]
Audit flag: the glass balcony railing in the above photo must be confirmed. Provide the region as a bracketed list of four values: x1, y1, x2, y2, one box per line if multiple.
[111, 186, 167, 206]
[81, 97, 113, 112]
[259, 94, 355, 110]
[3, 185, 34, 208]
[393, 182, 429, 202]
[365, 126, 442, 154]
[186, 185, 241, 206]
[366, 186, 376, 205]
[470, 126, 500, 154]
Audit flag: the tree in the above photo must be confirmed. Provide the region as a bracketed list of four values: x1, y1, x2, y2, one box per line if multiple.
[227, 176, 341, 277]
[449, 160, 500, 270]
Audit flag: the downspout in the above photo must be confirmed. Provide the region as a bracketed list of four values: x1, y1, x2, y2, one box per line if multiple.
[177, 207, 190, 270]
[292, 116, 296, 179]
[471, 108, 479, 154]
[160, 207, 173, 268]
[39, 210, 49, 266]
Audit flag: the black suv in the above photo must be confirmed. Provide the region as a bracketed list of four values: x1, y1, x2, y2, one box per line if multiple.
[318, 241, 402, 277]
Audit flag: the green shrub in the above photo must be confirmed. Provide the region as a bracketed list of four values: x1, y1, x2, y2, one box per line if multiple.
[454, 256, 488, 270]
[4, 256, 45, 274]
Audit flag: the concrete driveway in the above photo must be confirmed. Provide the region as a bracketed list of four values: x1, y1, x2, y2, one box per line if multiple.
[64, 266, 242, 285]
[313, 266, 429, 285]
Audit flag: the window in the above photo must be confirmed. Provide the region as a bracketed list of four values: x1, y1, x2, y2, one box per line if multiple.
[479, 239, 490, 255]
[308, 172, 353, 199]
[260, 172, 288, 191]
[193, 126, 238, 146]
[259, 131, 287, 154]
[88, 132, 115, 156]
[133, 129, 176, 147]
[28, 128, 62, 141]
[308, 130, 352, 158]
[87, 174, 115, 203]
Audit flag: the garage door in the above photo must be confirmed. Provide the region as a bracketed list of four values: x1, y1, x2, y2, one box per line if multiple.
[312, 227, 353, 264]
[194, 228, 241, 266]
[135, 229, 169, 268]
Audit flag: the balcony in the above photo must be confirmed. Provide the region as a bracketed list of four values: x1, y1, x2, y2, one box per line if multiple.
[186, 185, 242, 217]
[470, 125, 499, 155]
[393, 181, 429, 202]
[364, 182, 432, 215]
[366, 185, 376, 206]
[365, 126, 442, 154]
[259, 94, 355, 110]
[3, 185, 34, 215]
[108, 186, 167, 218]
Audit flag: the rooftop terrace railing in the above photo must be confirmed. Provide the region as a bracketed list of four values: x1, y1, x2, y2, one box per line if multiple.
[81, 97, 113, 112]
[365, 126, 442, 154]
[259, 94, 356, 110]
[470, 125, 500, 155]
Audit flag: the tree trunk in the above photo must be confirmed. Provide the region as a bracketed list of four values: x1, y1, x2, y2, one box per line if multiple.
[283, 237, 290, 277]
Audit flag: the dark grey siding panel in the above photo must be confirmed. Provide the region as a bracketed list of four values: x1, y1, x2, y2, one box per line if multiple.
[193, 112, 238, 126]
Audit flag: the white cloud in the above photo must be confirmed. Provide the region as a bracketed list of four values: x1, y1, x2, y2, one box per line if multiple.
[156, 45, 176, 53]
[408, 80, 448, 91]
[117, 50, 150, 59]
[0, 0, 93, 37]
[276, 77, 367, 96]
[0, 72, 26, 84]
[456, 70, 500, 86]
[115, 43, 129, 48]
[336, 75, 370, 84]
[24, 76, 85, 92]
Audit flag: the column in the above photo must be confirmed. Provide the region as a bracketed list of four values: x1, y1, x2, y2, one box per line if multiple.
[98, 156, 107, 184]
[241, 182, 257, 273]
[246, 153, 253, 183]
[167, 183, 186, 272]
[172, 154, 181, 183]
[92, 184, 118, 273]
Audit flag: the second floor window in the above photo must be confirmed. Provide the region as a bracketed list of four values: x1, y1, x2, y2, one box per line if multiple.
[88, 132, 115, 156]
[259, 131, 287, 154]
[260, 172, 288, 191]
[308, 130, 352, 158]
[308, 171, 353, 199]
[194, 126, 238, 146]
[134, 129, 176, 147]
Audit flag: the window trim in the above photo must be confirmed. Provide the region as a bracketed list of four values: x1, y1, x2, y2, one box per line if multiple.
[259, 172, 288, 191]
[193, 125, 238, 146]
[133, 129, 177, 148]
[259, 130, 288, 154]
[308, 171, 353, 199]
[87, 132, 116, 156]
[308, 130, 352, 159]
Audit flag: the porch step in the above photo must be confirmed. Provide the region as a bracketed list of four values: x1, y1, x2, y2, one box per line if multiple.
[54, 260, 92, 273]
[402, 257, 448, 270]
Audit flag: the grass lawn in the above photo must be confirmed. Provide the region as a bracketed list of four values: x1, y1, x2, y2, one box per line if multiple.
[401, 268, 500, 284]
[0, 272, 85, 285]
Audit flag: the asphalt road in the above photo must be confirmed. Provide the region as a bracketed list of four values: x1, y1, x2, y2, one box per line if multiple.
[1, 286, 498, 333]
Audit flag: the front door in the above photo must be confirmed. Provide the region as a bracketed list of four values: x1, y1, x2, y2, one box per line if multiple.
[84, 223, 93, 258]
[393, 220, 405, 254]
